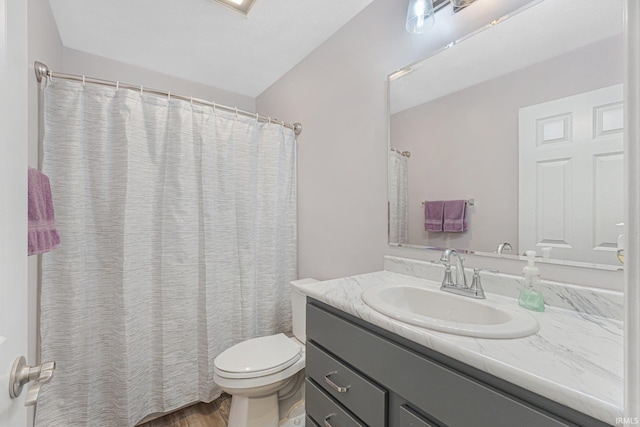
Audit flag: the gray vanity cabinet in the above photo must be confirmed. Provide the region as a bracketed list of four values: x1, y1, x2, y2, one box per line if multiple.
[305, 298, 611, 427]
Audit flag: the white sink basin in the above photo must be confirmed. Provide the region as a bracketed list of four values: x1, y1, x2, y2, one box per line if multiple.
[361, 284, 539, 339]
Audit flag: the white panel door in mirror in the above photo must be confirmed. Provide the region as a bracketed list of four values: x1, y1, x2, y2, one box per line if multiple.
[594, 152, 624, 251]
[537, 114, 572, 145]
[595, 102, 624, 137]
[519, 84, 623, 264]
[535, 158, 571, 248]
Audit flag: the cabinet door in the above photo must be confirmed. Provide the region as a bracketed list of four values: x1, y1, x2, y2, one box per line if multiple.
[399, 405, 439, 427]
[306, 415, 321, 427]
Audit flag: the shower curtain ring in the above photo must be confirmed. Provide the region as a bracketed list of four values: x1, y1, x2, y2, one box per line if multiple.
[116, 81, 119, 92]
[268, 117, 272, 124]
[167, 91, 171, 101]
[82, 75, 85, 87]
[235, 107, 238, 119]
[140, 86, 144, 95]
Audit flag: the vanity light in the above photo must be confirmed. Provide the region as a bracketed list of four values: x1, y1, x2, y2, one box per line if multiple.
[210, 0, 257, 15]
[406, 0, 435, 34]
[405, 0, 478, 34]
[450, 0, 476, 8]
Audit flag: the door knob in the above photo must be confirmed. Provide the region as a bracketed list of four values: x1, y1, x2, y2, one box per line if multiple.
[9, 356, 56, 406]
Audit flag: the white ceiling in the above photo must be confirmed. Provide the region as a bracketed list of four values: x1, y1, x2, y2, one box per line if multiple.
[48, 0, 374, 98]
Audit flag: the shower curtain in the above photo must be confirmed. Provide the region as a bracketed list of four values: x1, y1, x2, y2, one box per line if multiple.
[388, 151, 409, 244]
[36, 79, 297, 426]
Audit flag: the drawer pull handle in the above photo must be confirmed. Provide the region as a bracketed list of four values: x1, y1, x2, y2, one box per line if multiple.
[324, 371, 350, 393]
[324, 413, 337, 427]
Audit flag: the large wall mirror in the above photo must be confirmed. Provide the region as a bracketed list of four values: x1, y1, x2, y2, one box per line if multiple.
[388, 0, 624, 269]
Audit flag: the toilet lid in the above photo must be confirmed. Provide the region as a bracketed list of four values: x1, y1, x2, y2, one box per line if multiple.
[214, 334, 302, 379]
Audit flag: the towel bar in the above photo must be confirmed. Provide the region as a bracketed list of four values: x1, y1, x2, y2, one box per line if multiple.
[421, 198, 474, 207]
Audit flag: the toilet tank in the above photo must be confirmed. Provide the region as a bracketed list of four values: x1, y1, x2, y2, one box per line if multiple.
[291, 278, 318, 343]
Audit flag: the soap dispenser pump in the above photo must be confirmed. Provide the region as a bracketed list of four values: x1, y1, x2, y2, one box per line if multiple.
[518, 250, 545, 312]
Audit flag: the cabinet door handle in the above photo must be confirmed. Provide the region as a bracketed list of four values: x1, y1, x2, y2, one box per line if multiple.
[324, 413, 337, 427]
[324, 371, 350, 393]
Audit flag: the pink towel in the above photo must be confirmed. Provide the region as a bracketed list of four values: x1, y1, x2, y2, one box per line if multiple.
[424, 201, 445, 232]
[28, 167, 60, 255]
[443, 200, 468, 232]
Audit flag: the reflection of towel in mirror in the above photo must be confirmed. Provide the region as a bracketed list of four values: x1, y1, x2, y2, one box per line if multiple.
[424, 200, 444, 232]
[28, 167, 61, 255]
[443, 200, 468, 232]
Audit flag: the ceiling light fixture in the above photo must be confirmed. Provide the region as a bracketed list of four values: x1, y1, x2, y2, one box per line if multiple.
[405, 0, 478, 34]
[210, 0, 257, 16]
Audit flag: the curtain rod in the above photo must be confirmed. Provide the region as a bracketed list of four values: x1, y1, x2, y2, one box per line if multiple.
[34, 61, 302, 136]
[390, 147, 411, 157]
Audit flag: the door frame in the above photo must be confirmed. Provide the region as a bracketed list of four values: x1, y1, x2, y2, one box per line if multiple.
[624, 0, 640, 419]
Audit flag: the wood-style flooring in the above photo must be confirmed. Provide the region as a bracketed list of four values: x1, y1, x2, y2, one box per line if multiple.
[137, 394, 231, 427]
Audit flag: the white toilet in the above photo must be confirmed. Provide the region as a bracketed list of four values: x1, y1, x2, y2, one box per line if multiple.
[213, 278, 317, 427]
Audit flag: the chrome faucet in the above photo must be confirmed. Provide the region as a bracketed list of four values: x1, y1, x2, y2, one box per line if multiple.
[440, 248, 467, 288]
[439, 249, 486, 299]
[496, 242, 513, 254]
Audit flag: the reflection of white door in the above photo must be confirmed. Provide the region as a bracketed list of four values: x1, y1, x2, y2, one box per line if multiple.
[0, 0, 30, 425]
[519, 84, 624, 264]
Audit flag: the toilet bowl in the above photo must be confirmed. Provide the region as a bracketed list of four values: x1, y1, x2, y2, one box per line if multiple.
[213, 278, 317, 427]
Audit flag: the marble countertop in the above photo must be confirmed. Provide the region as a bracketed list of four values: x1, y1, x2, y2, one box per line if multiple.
[294, 271, 623, 425]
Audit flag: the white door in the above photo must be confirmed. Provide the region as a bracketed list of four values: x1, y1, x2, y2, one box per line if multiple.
[519, 85, 624, 264]
[0, 0, 30, 425]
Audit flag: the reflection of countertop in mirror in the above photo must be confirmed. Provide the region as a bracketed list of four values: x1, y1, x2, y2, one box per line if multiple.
[294, 269, 623, 424]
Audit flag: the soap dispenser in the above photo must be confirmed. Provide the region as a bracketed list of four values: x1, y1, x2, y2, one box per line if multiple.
[518, 250, 545, 312]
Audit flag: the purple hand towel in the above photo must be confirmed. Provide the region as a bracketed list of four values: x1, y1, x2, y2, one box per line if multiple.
[443, 200, 468, 232]
[28, 167, 60, 255]
[424, 201, 445, 232]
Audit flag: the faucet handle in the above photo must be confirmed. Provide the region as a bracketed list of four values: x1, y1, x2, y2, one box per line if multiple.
[441, 263, 454, 288]
[473, 268, 499, 275]
[469, 270, 485, 298]
[469, 268, 499, 298]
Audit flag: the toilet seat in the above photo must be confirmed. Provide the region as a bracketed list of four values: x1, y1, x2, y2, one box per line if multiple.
[214, 334, 302, 379]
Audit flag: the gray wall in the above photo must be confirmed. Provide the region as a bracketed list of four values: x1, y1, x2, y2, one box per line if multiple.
[257, 0, 623, 289]
[393, 36, 623, 252]
[62, 48, 255, 112]
[256, 0, 533, 280]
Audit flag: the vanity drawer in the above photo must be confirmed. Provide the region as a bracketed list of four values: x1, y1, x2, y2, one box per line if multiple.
[307, 302, 575, 427]
[306, 341, 386, 427]
[306, 415, 320, 427]
[399, 405, 438, 427]
[306, 378, 365, 427]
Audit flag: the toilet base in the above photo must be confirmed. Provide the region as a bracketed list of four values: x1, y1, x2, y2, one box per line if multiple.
[228, 393, 279, 427]
[280, 413, 305, 426]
